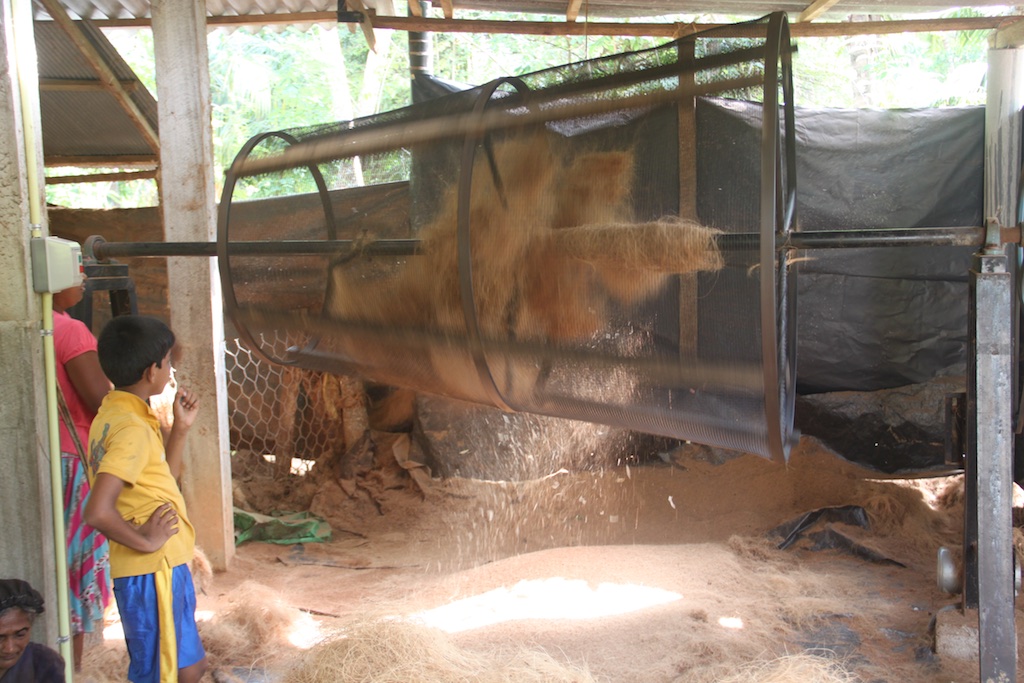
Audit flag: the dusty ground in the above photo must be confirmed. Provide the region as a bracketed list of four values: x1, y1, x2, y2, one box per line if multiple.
[82, 436, 1024, 682]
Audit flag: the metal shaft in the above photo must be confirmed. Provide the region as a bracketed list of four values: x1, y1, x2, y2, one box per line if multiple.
[86, 225, 992, 261]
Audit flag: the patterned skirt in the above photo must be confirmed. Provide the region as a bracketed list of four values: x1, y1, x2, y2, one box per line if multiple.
[62, 453, 112, 635]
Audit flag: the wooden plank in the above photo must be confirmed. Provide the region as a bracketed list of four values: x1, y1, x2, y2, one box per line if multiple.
[798, 0, 842, 23]
[46, 169, 156, 184]
[440, 0, 454, 19]
[37, 0, 158, 153]
[44, 154, 157, 166]
[82, 12, 1024, 38]
[347, 0, 377, 52]
[85, 12, 338, 28]
[407, 0, 423, 17]
[566, 0, 584, 22]
[40, 77, 138, 93]
[372, 14, 1024, 37]
[369, 14, 1024, 37]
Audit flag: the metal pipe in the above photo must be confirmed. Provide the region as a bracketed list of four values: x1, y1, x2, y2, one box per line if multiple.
[783, 226, 987, 249]
[409, 1, 433, 105]
[89, 237, 422, 259]
[232, 72, 764, 179]
[86, 225, 992, 261]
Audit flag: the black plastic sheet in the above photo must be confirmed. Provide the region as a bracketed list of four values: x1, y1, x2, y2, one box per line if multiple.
[698, 98, 982, 393]
[412, 77, 982, 394]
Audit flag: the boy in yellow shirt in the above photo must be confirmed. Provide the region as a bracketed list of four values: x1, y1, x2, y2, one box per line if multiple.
[84, 315, 207, 683]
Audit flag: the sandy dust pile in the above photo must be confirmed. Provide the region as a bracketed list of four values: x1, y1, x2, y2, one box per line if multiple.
[78, 434, 1024, 683]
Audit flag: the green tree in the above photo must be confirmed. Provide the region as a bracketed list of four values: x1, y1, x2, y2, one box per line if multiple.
[792, 9, 989, 108]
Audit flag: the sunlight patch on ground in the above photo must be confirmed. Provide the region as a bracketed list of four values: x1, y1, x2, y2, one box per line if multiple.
[718, 616, 744, 629]
[288, 611, 322, 649]
[410, 577, 681, 633]
[103, 620, 124, 641]
[262, 453, 316, 475]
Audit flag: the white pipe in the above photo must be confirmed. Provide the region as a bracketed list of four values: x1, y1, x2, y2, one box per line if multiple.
[11, 0, 74, 679]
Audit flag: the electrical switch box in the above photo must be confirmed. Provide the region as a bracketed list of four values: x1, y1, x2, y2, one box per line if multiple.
[31, 236, 83, 293]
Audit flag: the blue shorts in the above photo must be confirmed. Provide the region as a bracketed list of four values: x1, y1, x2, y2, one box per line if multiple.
[113, 562, 206, 683]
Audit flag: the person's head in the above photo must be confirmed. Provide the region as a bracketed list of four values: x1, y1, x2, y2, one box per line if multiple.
[97, 315, 176, 391]
[0, 579, 45, 676]
[52, 275, 87, 313]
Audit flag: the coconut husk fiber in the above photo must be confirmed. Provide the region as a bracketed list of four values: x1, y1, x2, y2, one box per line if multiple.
[78, 640, 130, 683]
[326, 132, 723, 400]
[704, 653, 860, 683]
[279, 617, 596, 683]
[328, 132, 723, 344]
[199, 580, 308, 669]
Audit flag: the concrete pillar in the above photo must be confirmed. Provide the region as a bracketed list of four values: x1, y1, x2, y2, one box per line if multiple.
[151, 0, 234, 570]
[985, 48, 1024, 229]
[0, 0, 58, 645]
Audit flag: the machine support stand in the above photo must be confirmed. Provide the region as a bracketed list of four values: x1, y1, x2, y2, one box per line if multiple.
[965, 244, 1017, 682]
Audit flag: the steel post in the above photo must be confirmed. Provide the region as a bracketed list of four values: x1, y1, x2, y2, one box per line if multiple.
[966, 245, 1017, 682]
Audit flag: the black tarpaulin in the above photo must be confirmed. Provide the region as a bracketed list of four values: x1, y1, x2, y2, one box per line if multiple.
[409, 76, 983, 394]
[697, 98, 982, 393]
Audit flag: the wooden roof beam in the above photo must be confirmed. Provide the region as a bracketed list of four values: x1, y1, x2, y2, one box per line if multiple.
[44, 154, 158, 167]
[345, 0, 377, 51]
[363, 14, 1024, 38]
[407, 0, 422, 17]
[440, 0, 454, 20]
[798, 0, 843, 23]
[44, 12, 1024, 38]
[46, 169, 157, 185]
[40, 77, 138, 92]
[566, 0, 584, 23]
[36, 0, 159, 154]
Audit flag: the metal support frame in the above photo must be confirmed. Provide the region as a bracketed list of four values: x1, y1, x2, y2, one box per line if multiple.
[964, 230, 1017, 682]
[66, 259, 138, 331]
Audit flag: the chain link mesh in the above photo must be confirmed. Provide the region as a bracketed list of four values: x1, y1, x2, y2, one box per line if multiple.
[224, 332, 342, 472]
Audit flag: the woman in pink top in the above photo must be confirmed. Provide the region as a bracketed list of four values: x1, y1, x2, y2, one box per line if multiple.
[52, 277, 112, 671]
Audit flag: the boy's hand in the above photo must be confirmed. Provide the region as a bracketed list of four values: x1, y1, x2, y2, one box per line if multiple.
[138, 503, 179, 552]
[173, 386, 200, 429]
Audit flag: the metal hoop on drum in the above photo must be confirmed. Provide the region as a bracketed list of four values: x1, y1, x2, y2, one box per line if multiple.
[217, 130, 339, 366]
[759, 12, 799, 463]
[455, 76, 534, 414]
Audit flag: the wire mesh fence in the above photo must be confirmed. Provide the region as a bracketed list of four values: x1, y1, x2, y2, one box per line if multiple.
[224, 333, 344, 473]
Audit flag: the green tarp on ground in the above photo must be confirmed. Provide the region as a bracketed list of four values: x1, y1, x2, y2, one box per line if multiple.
[233, 508, 331, 546]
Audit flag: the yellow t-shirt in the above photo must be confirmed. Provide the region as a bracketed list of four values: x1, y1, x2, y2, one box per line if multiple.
[87, 390, 196, 578]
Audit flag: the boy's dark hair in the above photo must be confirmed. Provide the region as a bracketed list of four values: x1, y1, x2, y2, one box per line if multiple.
[0, 579, 45, 619]
[97, 315, 176, 389]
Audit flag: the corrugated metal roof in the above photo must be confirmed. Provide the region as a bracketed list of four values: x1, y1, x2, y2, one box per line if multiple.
[35, 0, 336, 21]
[35, 18, 159, 166]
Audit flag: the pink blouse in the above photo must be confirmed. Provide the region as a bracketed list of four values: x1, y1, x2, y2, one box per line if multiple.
[53, 311, 99, 456]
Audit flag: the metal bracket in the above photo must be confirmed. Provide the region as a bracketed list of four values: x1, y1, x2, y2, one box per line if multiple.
[337, 0, 364, 23]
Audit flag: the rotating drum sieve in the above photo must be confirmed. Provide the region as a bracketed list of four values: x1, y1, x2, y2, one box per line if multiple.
[217, 13, 799, 462]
